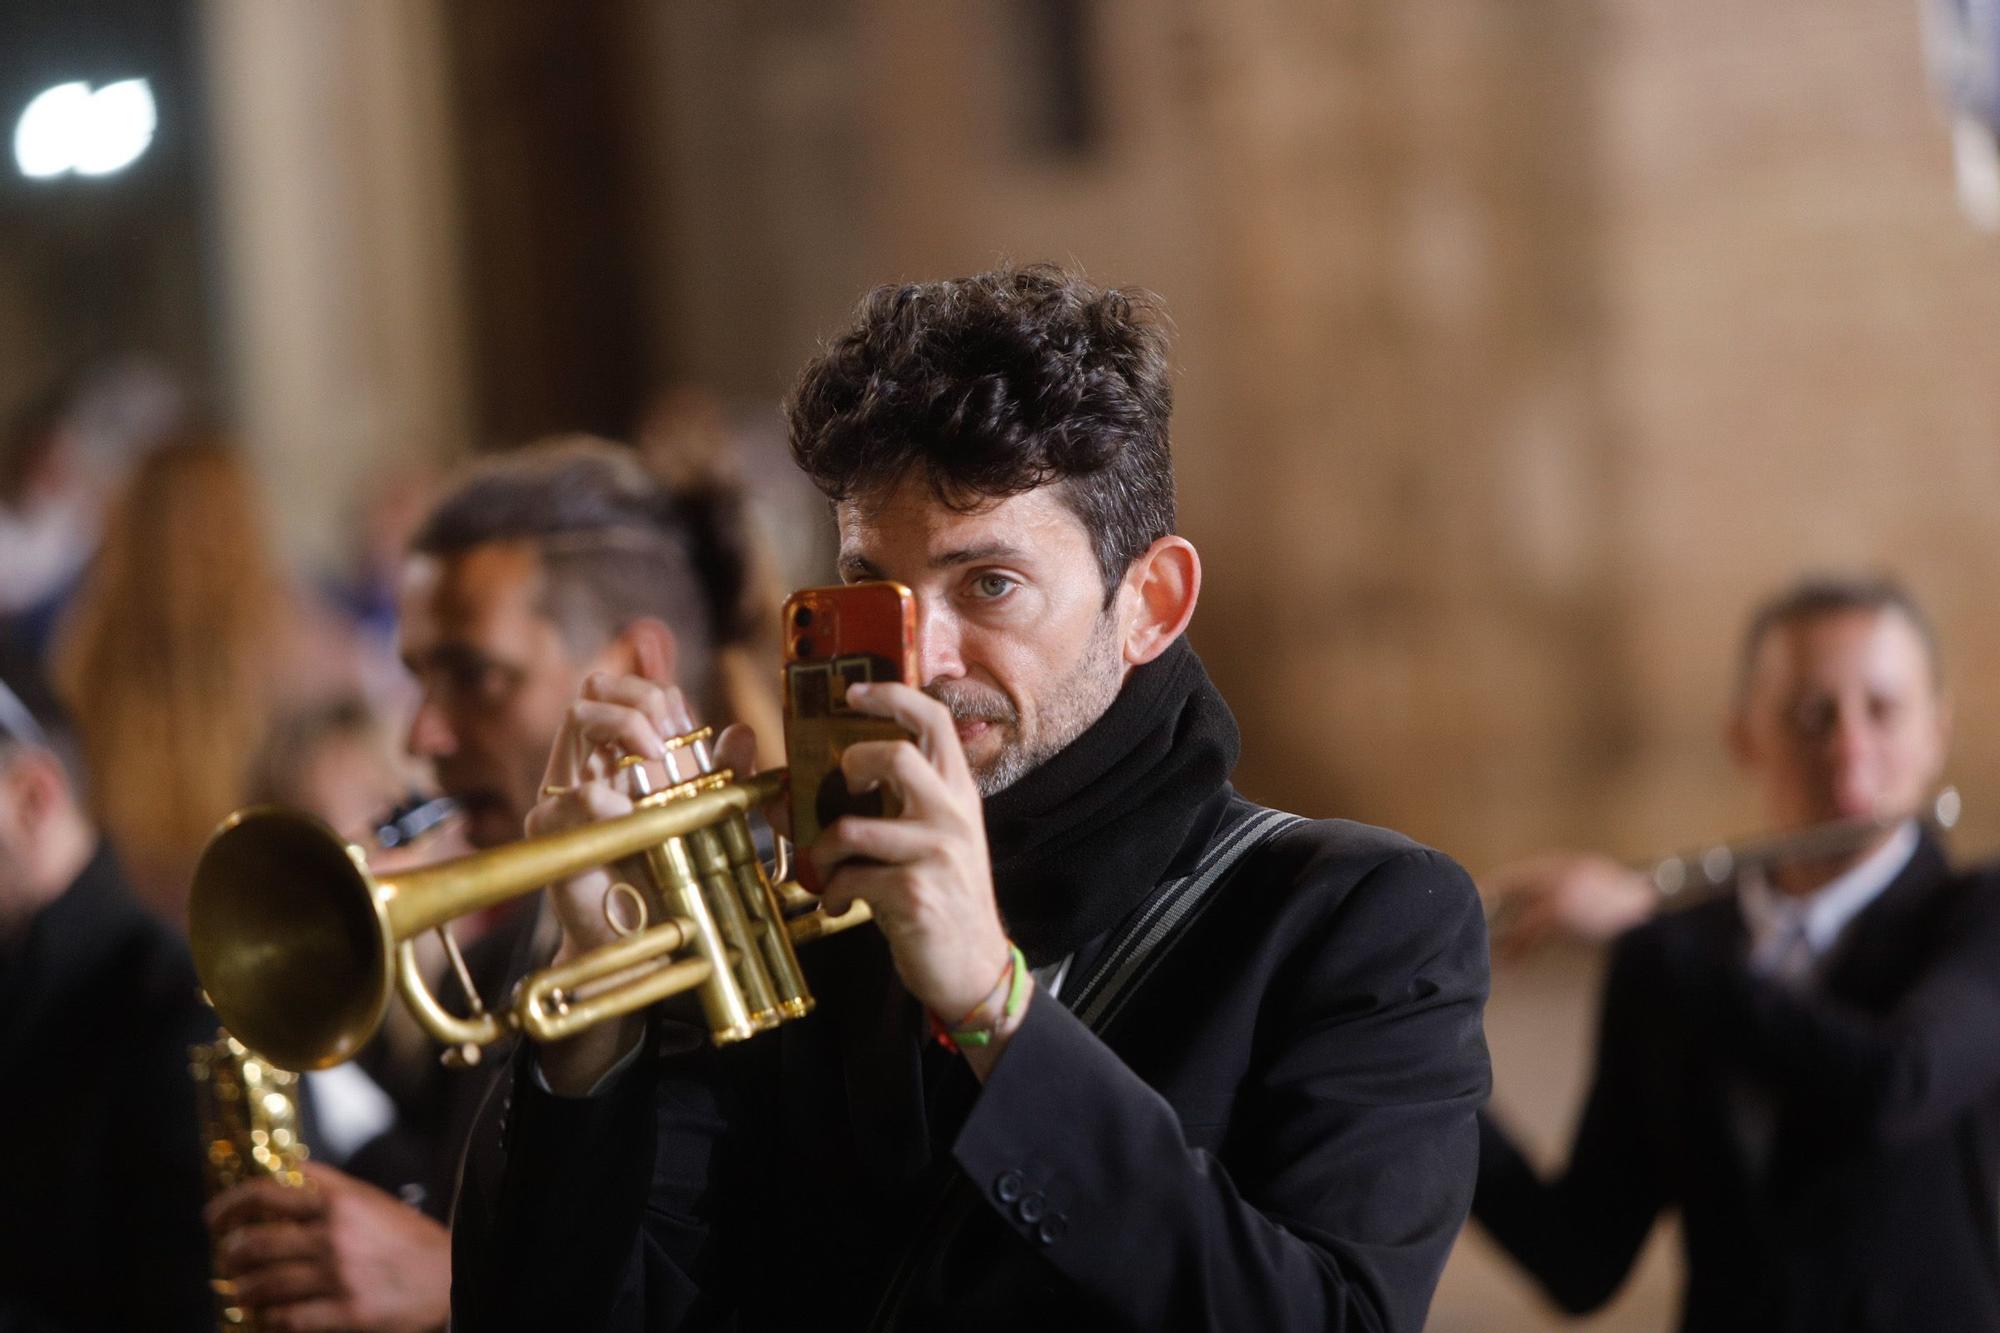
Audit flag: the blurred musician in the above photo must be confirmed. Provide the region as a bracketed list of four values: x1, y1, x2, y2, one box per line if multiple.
[208, 436, 778, 1332]
[0, 665, 214, 1330]
[1477, 576, 2000, 1331]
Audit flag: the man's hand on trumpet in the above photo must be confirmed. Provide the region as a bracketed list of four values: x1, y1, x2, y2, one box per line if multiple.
[527, 672, 716, 1094]
[527, 671, 1024, 1091]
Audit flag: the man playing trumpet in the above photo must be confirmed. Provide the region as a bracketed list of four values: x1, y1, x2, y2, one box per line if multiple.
[1477, 576, 2000, 1330]
[451, 266, 1493, 1331]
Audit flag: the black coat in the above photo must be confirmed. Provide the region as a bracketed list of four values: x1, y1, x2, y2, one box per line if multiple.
[1475, 835, 2000, 1331]
[452, 792, 1492, 1332]
[0, 845, 215, 1332]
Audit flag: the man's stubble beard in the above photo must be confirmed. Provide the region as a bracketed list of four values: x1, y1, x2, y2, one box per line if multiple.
[928, 611, 1126, 798]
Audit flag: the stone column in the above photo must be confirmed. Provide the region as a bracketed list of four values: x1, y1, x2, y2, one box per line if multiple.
[199, 0, 469, 570]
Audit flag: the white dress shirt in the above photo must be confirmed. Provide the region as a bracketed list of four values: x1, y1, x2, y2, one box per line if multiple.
[1737, 820, 1920, 987]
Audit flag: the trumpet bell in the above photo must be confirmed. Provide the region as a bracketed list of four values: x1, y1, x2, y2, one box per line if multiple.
[189, 807, 393, 1072]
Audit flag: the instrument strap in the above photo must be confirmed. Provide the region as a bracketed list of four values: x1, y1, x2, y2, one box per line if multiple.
[862, 800, 1304, 1332]
[1068, 802, 1305, 1035]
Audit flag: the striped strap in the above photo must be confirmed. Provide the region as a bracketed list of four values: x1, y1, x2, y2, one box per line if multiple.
[1069, 805, 1305, 1033]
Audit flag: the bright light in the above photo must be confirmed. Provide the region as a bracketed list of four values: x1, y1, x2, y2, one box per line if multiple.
[13, 78, 157, 181]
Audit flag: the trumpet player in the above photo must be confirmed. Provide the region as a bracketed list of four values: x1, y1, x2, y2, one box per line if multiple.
[1476, 576, 2000, 1331]
[0, 665, 215, 1329]
[208, 437, 778, 1331]
[452, 266, 1493, 1332]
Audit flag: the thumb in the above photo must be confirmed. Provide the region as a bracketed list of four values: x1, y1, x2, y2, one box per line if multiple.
[715, 721, 760, 778]
[716, 720, 791, 843]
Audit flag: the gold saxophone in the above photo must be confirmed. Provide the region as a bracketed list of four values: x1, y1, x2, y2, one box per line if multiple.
[190, 1031, 308, 1329]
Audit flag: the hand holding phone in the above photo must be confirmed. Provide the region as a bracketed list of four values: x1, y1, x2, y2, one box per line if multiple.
[781, 582, 918, 890]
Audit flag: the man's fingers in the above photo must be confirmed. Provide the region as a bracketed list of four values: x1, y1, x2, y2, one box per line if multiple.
[261, 1300, 362, 1333]
[715, 722, 760, 778]
[838, 738, 952, 819]
[207, 1179, 329, 1233]
[807, 815, 937, 882]
[818, 861, 911, 920]
[524, 780, 633, 839]
[569, 701, 670, 768]
[844, 682, 970, 786]
[717, 721, 789, 842]
[216, 1219, 325, 1276]
[229, 1258, 340, 1309]
[581, 673, 692, 735]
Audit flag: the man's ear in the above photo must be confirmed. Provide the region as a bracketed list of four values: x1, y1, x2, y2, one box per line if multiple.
[599, 617, 680, 688]
[1119, 536, 1201, 667]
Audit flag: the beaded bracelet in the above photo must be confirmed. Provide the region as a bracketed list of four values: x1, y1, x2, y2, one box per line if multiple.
[929, 942, 1031, 1054]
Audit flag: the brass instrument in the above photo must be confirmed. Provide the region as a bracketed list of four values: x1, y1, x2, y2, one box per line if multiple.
[1647, 786, 1961, 899]
[189, 728, 870, 1071]
[190, 1032, 307, 1329]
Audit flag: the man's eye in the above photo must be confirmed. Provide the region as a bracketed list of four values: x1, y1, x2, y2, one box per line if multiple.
[971, 574, 1016, 599]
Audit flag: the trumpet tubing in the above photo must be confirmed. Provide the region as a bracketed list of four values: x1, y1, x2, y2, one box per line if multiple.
[189, 764, 869, 1071]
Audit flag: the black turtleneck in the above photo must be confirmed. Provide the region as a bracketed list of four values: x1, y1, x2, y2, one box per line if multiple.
[981, 636, 1239, 968]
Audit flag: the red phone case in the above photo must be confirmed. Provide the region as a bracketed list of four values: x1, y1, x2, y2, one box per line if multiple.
[781, 582, 918, 890]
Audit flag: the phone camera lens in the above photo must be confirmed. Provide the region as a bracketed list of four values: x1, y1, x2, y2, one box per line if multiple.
[795, 635, 816, 658]
[793, 606, 814, 628]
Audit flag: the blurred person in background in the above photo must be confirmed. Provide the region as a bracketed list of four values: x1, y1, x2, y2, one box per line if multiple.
[50, 433, 367, 923]
[1476, 575, 2000, 1331]
[0, 665, 214, 1331]
[0, 359, 186, 660]
[209, 434, 782, 1332]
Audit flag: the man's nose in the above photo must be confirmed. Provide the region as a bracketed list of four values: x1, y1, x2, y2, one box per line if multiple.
[915, 600, 965, 686]
[406, 696, 456, 759]
[1822, 708, 1875, 767]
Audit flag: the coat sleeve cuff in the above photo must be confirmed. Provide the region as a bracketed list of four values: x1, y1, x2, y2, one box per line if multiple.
[949, 990, 1171, 1252]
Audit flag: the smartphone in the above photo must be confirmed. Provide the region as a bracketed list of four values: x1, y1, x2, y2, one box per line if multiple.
[781, 581, 919, 890]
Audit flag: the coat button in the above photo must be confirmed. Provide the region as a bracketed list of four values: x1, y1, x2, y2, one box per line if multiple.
[1017, 1192, 1046, 1224]
[1036, 1213, 1068, 1245]
[995, 1170, 1025, 1203]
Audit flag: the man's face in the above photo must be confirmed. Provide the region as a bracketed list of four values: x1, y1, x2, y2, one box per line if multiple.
[398, 542, 590, 848]
[836, 477, 1130, 796]
[1734, 608, 1949, 837]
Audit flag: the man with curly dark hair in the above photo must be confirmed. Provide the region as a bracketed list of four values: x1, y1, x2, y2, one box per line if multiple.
[455, 265, 1491, 1332]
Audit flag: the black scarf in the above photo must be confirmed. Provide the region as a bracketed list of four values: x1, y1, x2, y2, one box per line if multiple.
[981, 637, 1240, 966]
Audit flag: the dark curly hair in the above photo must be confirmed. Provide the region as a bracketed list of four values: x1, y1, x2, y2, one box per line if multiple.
[786, 264, 1177, 598]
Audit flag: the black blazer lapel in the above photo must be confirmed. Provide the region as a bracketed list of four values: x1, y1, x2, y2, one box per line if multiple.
[1816, 833, 1953, 1012]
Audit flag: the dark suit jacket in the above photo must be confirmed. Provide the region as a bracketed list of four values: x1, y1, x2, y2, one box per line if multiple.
[0, 845, 215, 1332]
[1475, 835, 2000, 1331]
[453, 793, 1492, 1332]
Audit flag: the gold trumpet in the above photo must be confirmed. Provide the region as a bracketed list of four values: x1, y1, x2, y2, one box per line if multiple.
[189, 729, 869, 1071]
